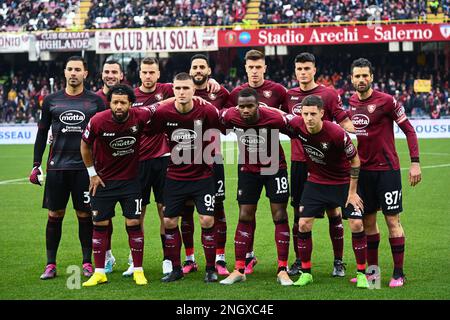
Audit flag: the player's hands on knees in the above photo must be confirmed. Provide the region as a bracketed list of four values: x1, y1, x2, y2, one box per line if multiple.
[409, 162, 422, 187]
[346, 192, 364, 213]
[29, 162, 44, 186]
[89, 176, 105, 196]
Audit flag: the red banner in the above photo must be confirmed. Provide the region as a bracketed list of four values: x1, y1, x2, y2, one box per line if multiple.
[219, 23, 450, 47]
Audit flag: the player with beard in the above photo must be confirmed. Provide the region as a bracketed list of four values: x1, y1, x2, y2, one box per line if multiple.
[348, 58, 421, 287]
[227, 50, 288, 275]
[29, 56, 105, 280]
[95, 60, 124, 274]
[282, 53, 355, 277]
[96, 60, 124, 108]
[121, 57, 174, 277]
[80, 84, 151, 287]
[219, 88, 292, 286]
[176, 54, 231, 276]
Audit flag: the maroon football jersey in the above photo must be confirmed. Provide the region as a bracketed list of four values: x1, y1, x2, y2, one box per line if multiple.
[227, 80, 287, 109]
[194, 86, 230, 110]
[286, 116, 357, 185]
[282, 85, 348, 162]
[220, 106, 287, 174]
[95, 89, 109, 108]
[132, 83, 174, 160]
[349, 90, 413, 171]
[148, 100, 220, 181]
[82, 108, 152, 181]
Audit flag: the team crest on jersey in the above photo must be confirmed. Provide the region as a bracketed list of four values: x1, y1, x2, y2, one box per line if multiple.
[208, 93, 217, 100]
[194, 119, 203, 126]
[155, 93, 163, 101]
[130, 125, 138, 133]
[320, 142, 330, 151]
[367, 104, 377, 113]
[263, 90, 272, 98]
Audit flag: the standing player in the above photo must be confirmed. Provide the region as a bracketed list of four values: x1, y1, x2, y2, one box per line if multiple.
[219, 88, 292, 286]
[122, 57, 174, 277]
[227, 49, 288, 274]
[178, 54, 231, 276]
[80, 84, 149, 286]
[29, 56, 105, 279]
[95, 59, 124, 274]
[349, 58, 421, 287]
[285, 95, 368, 288]
[96, 60, 124, 107]
[149, 73, 220, 283]
[283, 52, 355, 277]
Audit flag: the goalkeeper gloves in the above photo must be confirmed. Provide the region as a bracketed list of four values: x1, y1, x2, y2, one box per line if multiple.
[29, 162, 44, 186]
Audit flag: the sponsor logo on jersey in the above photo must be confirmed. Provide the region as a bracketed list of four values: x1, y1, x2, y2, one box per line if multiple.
[290, 96, 299, 100]
[109, 136, 137, 150]
[303, 144, 325, 161]
[102, 132, 115, 137]
[171, 129, 197, 144]
[292, 103, 302, 115]
[263, 90, 272, 98]
[132, 102, 144, 107]
[59, 110, 85, 125]
[351, 114, 370, 129]
[367, 104, 377, 113]
[239, 134, 266, 147]
[167, 122, 178, 127]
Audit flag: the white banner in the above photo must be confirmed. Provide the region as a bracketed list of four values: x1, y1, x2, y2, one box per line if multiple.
[96, 28, 218, 53]
[0, 124, 38, 144]
[394, 119, 450, 139]
[0, 33, 30, 52]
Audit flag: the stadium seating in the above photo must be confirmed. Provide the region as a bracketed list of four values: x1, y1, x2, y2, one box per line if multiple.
[0, 0, 81, 31]
[84, 0, 248, 29]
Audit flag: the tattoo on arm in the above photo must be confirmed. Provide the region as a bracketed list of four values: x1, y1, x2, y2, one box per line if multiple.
[350, 166, 360, 179]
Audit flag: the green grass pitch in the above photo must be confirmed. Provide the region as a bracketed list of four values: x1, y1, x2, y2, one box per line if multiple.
[0, 139, 449, 300]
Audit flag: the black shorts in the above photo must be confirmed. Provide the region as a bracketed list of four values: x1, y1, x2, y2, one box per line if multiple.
[237, 169, 290, 205]
[290, 161, 308, 208]
[139, 156, 168, 206]
[213, 162, 226, 202]
[43, 169, 91, 212]
[163, 177, 216, 218]
[300, 181, 363, 220]
[90, 179, 142, 222]
[358, 169, 403, 215]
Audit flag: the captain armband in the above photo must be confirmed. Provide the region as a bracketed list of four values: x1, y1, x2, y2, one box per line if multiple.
[350, 166, 360, 179]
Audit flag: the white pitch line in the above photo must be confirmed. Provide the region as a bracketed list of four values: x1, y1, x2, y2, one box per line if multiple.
[0, 177, 30, 185]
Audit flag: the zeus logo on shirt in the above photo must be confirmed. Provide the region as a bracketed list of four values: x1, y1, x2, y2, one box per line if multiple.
[59, 110, 85, 125]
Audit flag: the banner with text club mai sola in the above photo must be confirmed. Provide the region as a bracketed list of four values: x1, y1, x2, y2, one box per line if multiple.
[95, 28, 218, 54]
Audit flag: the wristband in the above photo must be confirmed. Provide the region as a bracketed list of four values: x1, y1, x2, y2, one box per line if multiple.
[411, 157, 420, 163]
[87, 166, 98, 178]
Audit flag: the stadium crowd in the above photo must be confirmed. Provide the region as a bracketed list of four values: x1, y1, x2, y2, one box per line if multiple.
[1, 0, 447, 31]
[259, 0, 449, 25]
[0, 56, 448, 124]
[85, 0, 247, 29]
[0, 0, 80, 31]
